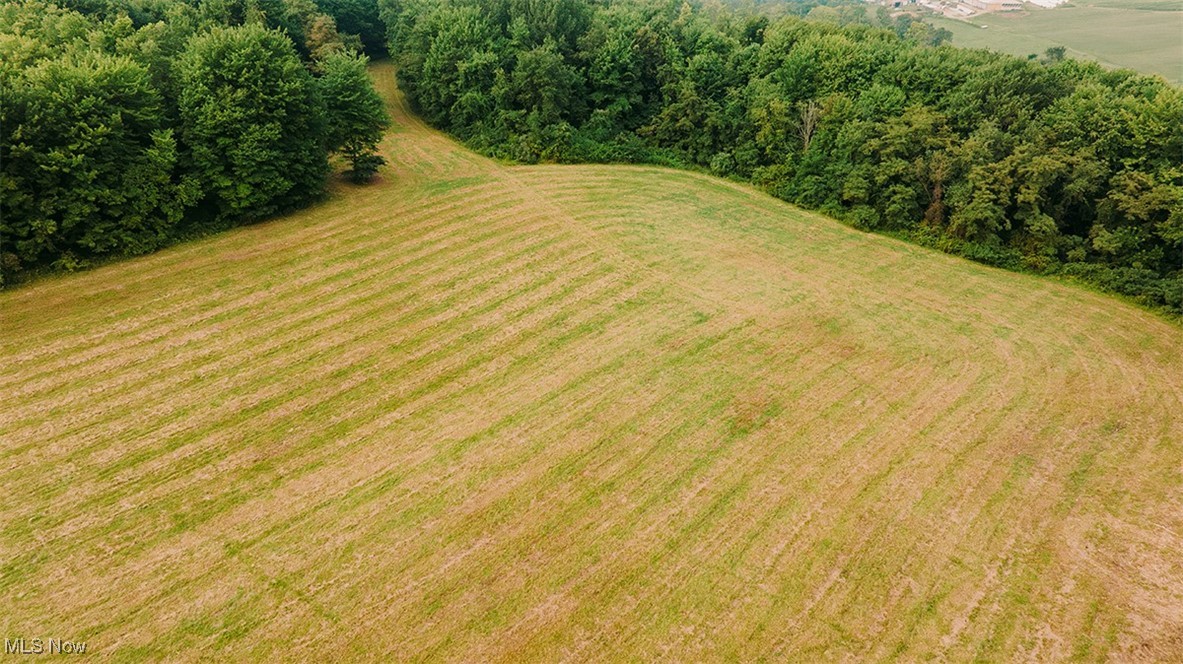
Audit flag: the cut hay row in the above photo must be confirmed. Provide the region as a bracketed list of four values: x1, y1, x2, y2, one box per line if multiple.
[2, 64, 1181, 661]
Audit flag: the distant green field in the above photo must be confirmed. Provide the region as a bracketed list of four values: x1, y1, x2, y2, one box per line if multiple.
[1087, 0, 1181, 10]
[930, 0, 1183, 84]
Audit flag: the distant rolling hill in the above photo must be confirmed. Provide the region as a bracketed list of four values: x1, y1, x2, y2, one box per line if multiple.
[2, 63, 1182, 661]
[930, 0, 1183, 84]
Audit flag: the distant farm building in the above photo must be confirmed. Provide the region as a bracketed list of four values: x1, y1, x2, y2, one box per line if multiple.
[964, 0, 1022, 10]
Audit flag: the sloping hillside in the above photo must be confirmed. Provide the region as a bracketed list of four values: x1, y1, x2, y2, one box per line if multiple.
[931, 1, 1183, 85]
[2, 64, 1182, 661]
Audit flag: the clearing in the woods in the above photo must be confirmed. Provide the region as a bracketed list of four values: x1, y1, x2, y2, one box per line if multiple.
[2, 63, 1182, 661]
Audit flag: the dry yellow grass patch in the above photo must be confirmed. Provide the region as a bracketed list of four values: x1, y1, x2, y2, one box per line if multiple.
[2, 63, 1182, 662]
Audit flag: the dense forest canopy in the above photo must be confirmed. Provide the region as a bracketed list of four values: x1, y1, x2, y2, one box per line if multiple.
[2, 0, 1180, 313]
[0, 0, 389, 282]
[381, 0, 1183, 312]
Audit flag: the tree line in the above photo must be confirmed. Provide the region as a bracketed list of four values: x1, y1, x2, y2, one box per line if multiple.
[1, 0, 390, 283]
[382, 0, 1183, 313]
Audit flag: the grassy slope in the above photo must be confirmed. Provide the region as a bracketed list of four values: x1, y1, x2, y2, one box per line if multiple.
[930, 0, 1183, 84]
[2, 63, 1183, 661]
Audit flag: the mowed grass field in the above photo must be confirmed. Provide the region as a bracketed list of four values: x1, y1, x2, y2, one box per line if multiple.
[931, 0, 1183, 84]
[3, 63, 1183, 661]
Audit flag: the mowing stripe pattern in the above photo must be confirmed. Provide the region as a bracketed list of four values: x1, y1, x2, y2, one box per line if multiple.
[2, 64, 1182, 662]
